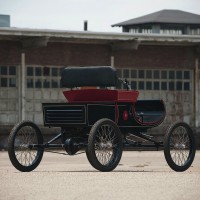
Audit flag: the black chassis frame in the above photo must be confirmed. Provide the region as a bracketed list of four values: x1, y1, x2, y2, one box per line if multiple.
[29, 101, 164, 152]
[29, 127, 163, 152]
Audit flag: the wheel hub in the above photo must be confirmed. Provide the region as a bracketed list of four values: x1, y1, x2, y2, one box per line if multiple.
[174, 143, 186, 149]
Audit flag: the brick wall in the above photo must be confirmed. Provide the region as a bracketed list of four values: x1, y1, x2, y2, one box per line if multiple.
[0, 41, 21, 65]
[0, 41, 199, 68]
[114, 45, 196, 69]
[24, 43, 111, 66]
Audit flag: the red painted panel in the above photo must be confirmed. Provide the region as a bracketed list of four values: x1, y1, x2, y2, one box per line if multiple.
[63, 89, 139, 103]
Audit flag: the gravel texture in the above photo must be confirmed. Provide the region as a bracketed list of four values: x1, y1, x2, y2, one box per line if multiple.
[0, 151, 200, 200]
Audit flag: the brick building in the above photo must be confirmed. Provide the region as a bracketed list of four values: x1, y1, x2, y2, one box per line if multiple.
[0, 10, 200, 148]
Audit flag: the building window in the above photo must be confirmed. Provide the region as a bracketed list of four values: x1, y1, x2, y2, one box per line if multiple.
[190, 25, 200, 35]
[161, 82, 167, 90]
[139, 70, 144, 78]
[184, 82, 190, 90]
[154, 82, 160, 90]
[116, 68, 192, 92]
[142, 29, 152, 34]
[153, 70, 160, 79]
[184, 71, 190, 79]
[146, 70, 152, 79]
[176, 71, 182, 79]
[146, 81, 152, 90]
[26, 66, 63, 88]
[130, 28, 139, 33]
[131, 70, 137, 78]
[160, 25, 183, 35]
[27, 79, 34, 88]
[0, 66, 17, 87]
[176, 82, 182, 90]
[27, 67, 34, 76]
[161, 71, 167, 79]
[169, 82, 175, 91]
[9, 78, 16, 87]
[139, 81, 144, 90]
[123, 69, 129, 78]
[52, 68, 58, 76]
[35, 67, 42, 76]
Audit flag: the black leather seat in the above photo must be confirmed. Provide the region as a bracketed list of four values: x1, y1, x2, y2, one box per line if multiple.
[61, 66, 117, 88]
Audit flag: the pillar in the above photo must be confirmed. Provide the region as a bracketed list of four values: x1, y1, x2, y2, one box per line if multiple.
[19, 52, 26, 121]
[194, 58, 199, 127]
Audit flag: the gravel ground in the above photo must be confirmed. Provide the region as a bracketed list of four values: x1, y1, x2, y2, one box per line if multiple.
[0, 151, 200, 200]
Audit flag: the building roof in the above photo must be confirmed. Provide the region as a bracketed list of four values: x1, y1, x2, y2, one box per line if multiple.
[112, 9, 200, 27]
[0, 27, 200, 47]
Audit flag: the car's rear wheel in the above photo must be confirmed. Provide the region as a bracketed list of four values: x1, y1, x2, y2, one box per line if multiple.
[8, 121, 44, 172]
[164, 121, 196, 172]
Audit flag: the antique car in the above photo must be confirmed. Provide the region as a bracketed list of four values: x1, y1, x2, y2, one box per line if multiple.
[8, 66, 196, 172]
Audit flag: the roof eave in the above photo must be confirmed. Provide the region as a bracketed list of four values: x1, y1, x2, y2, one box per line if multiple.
[0, 27, 200, 46]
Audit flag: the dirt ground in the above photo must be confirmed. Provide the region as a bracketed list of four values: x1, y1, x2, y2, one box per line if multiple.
[0, 150, 200, 200]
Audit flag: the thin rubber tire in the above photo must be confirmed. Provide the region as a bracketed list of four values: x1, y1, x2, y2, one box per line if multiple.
[86, 118, 123, 172]
[8, 121, 44, 172]
[164, 121, 196, 172]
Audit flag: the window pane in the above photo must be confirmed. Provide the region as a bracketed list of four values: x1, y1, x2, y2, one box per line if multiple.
[146, 81, 152, 90]
[43, 67, 50, 76]
[154, 82, 160, 90]
[9, 66, 16, 75]
[1, 66, 7, 75]
[131, 81, 137, 89]
[161, 71, 167, 79]
[169, 82, 175, 90]
[131, 70, 137, 78]
[169, 71, 175, 79]
[116, 69, 122, 77]
[35, 67, 42, 76]
[52, 80, 58, 88]
[1, 78, 7, 87]
[27, 79, 34, 88]
[184, 82, 190, 91]
[176, 71, 182, 79]
[43, 80, 50, 88]
[184, 71, 190, 79]
[123, 83, 129, 90]
[176, 82, 182, 90]
[123, 69, 129, 78]
[9, 78, 16, 87]
[139, 81, 144, 90]
[60, 68, 65, 76]
[138, 70, 144, 78]
[153, 70, 160, 79]
[161, 82, 167, 90]
[146, 70, 152, 79]
[35, 79, 42, 88]
[27, 67, 33, 76]
[116, 80, 122, 89]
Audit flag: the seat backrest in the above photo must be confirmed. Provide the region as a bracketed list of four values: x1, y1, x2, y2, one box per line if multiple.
[60, 66, 117, 88]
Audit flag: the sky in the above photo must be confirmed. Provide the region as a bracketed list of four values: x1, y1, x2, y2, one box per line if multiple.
[0, 0, 200, 33]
